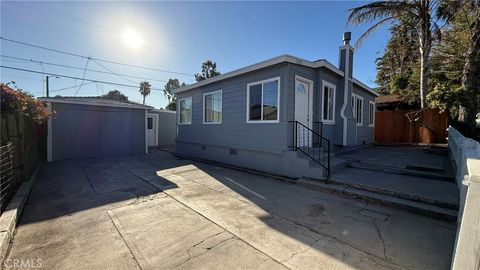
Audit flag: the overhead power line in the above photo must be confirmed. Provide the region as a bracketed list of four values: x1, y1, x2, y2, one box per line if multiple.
[51, 81, 95, 93]
[0, 37, 193, 77]
[0, 55, 167, 83]
[74, 58, 90, 96]
[1, 65, 165, 92]
[91, 59, 137, 84]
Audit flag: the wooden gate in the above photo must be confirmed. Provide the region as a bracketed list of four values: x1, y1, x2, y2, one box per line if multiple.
[374, 109, 448, 144]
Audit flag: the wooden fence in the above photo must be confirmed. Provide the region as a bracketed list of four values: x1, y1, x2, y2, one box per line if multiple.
[375, 108, 448, 144]
[0, 113, 46, 215]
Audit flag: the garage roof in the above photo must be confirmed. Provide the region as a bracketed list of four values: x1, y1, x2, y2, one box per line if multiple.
[39, 96, 153, 109]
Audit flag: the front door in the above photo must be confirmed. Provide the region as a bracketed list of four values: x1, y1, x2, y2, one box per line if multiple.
[295, 76, 313, 147]
[147, 114, 158, 147]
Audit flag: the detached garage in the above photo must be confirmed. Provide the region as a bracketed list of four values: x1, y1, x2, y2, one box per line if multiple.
[40, 97, 151, 161]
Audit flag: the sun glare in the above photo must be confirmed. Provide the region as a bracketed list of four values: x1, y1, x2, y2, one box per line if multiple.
[122, 28, 144, 50]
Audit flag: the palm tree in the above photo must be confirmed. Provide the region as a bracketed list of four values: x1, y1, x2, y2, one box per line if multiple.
[194, 60, 221, 82]
[348, 0, 442, 108]
[139, 81, 151, 105]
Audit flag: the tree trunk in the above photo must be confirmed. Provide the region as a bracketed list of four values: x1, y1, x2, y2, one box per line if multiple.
[459, 7, 480, 137]
[418, 0, 432, 109]
[419, 47, 430, 108]
[143, 95, 145, 105]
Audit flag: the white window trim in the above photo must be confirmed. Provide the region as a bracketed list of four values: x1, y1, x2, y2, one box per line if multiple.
[177, 96, 192, 125]
[203, 90, 222, 124]
[321, 80, 336, 125]
[246, 76, 281, 124]
[352, 94, 364, 126]
[369, 101, 375, 127]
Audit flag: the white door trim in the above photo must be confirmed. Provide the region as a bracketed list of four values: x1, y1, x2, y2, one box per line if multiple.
[294, 75, 313, 128]
[147, 113, 159, 147]
[294, 75, 314, 147]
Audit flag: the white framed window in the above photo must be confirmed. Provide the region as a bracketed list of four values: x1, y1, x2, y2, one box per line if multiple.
[352, 94, 363, 126]
[321, 80, 336, 124]
[368, 101, 375, 127]
[203, 90, 222, 124]
[246, 77, 280, 123]
[178, 97, 192, 125]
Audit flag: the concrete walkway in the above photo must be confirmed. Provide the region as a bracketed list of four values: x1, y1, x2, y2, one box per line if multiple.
[4, 151, 455, 269]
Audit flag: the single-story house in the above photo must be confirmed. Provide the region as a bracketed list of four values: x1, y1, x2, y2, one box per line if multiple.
[39, 96, 176, 161]
[173, 32, 379, 179]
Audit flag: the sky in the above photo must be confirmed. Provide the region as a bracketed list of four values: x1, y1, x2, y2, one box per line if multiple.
[0, 1, 392, 109]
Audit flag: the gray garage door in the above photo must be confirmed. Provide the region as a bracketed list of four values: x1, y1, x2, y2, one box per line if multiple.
[51, 103, 145, 160]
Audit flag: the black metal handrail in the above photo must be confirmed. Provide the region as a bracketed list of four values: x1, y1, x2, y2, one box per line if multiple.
[289, 121, 331, 177]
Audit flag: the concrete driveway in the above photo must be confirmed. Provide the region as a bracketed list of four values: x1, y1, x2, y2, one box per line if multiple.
[4, 150, 456, 269]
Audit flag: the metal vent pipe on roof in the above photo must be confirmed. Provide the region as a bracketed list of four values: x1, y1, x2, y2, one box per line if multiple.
[343, 32, 351, 45]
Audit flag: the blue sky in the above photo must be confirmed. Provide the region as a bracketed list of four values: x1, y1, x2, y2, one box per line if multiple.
[1, 1, 391, 109]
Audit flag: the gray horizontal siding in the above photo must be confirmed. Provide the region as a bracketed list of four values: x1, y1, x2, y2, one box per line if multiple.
[317, 67, 345, 145]
[353, 85, 375, 145]
[177, 60, 376, 158]
[149, 110, 176, 146]
[177, 63, 290, 154]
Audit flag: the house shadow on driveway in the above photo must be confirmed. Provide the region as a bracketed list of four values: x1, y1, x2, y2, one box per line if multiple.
[167, 161, 456, 270]
[19, 151, 184, 225]
[9, 149, 456, 270]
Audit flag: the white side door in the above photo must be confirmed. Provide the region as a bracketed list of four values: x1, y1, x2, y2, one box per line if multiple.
[294, 76, 313, 147]
[147, 114, 158, 147]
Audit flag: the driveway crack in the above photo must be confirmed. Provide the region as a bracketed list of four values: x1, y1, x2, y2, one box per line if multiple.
[281, 237, 324, 263]
[373, 219, 387, 258]
[175, 231, 234, 268]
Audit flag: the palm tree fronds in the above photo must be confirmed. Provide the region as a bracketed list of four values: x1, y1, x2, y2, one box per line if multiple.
[437, 0, 465, 22]
[431, 23, 442, 41]
[348, 1, 413, 26]
[355, 17, 396, 47]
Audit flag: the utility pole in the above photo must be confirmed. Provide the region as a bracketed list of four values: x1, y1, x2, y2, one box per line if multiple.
[45, 75, 59, 97]
[45, 75, 49, 97]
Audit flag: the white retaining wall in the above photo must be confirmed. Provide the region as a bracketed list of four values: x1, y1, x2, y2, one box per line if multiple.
[448, 127, 480, 270]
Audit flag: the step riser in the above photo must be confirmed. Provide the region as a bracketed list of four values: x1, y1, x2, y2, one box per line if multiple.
[325, 178, 458, 210]
[315, 175, 458, 210]
[298, 180, 457, 223]
[347, 162, 454, 182]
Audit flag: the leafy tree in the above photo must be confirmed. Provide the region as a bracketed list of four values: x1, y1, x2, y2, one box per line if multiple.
[437, 0, 480, 136]
[375, 15, 420, 101]
[427, 6, 471, 116]
[102, 90, 129, 102]
[424, 2, 479, 137]
[195, 60, 221, 82]
[348, 0, 444, 108]
[1, 82, 51, 143]
[139, 81, 151, 105]
[163, 78, 186, 111]
[1, 82, 50, 121]
[165, 102, 176, 111]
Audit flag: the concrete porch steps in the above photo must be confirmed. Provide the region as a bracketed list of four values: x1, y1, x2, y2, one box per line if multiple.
[297, 178, 458, 222]
[329, 168, 458, 210]
[345, 161, 455, 182]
